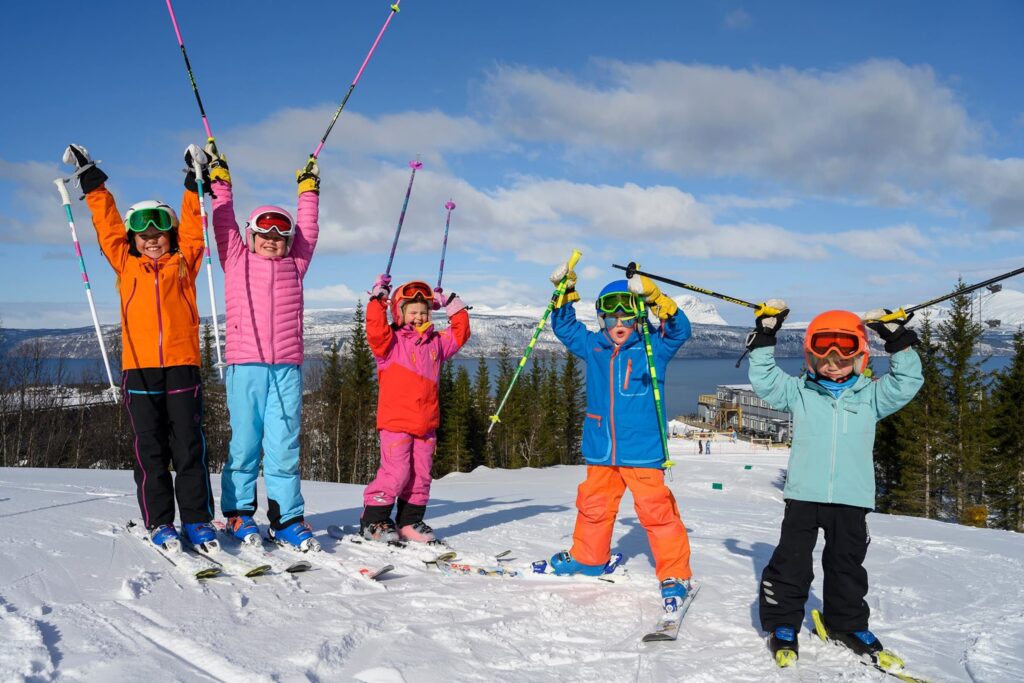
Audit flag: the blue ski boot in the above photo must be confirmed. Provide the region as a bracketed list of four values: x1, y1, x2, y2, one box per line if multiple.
[660, 577, 690, 612]
[270, 521, 321, 553]
[549, 550, 607, 576]
[226, 515, 261, 545]
[182, 522, 218, 549]
[149, 524, 180, 549]
[832, 629, 884, 657]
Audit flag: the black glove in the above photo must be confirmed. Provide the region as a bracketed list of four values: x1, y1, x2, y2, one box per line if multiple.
[183, 144, 211, 193]
[62, 144, 108, 194]
[745, 299, 790, 350]
[864, 309, 919, 353]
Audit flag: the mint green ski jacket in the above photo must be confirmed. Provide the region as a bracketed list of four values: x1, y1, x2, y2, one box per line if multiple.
[748, 346, 923, 510]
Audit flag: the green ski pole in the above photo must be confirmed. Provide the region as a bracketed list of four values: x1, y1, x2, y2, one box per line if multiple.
[489, 249, 583, 433]
[635, 294, 673, 470]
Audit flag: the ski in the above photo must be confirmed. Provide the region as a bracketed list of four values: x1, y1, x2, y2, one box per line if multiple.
[642, 581, 701, 642]
[810, 609, 931, 683]
[125, 519, 221, 580]
[212, 520, 311, 573]
[436, 554, 629, 584]
[327, 524, 512, 568]
[271, 529, 393, 582]
[182, 535, 272, 578]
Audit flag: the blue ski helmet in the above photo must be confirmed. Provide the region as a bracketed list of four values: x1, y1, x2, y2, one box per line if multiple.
[596, 280, 638, 316]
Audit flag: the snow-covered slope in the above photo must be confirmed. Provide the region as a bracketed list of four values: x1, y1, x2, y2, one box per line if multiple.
[2, 442, 1022, 681]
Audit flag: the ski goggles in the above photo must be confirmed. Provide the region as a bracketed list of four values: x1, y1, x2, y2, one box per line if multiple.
[602, 315, 637, 330]
[597, 291, 638, 315]
[126, 208, 176, 233]
[251, 211, 295, 237]
[395, 281, 433, 302]
[807, 331, 863, 359]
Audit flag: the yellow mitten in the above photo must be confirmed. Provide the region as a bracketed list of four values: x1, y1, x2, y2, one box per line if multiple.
[628, 272, 677, 319]
[296, 158, 320, 195]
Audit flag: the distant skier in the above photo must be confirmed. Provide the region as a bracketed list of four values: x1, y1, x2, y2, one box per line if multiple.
[705, 439, 712, 456]
[698, 439, 704, 455]
[361, 279, 471, 542]
[63, 143, 216, 548]
[205, 142, 322, 551]
[546, 265, 694, 610]
[745, 303, 923, 666]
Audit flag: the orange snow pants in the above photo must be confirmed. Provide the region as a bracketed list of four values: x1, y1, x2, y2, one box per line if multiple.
[570, 465, 692, 580]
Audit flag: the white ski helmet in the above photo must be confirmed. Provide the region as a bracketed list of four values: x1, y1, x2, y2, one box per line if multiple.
[124, 200, 179, 233]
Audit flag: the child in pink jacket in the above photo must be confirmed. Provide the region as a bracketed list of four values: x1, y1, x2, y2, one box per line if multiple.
[207, 144, 321, 551]
[361, 279, 471, 543]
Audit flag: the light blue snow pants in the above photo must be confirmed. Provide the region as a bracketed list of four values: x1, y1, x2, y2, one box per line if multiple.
[221, 363, 305, 529]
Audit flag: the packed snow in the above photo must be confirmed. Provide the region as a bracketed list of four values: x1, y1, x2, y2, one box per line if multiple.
[1, 438, 1022, 682]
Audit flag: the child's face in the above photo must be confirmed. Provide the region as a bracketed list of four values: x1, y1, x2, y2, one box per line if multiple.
[602, 313, 636, 345]
[815, 352, 858, 380]
[403, 301, 430, 327]
[134, 228, 170, 259]
[254, 231, 287, 258]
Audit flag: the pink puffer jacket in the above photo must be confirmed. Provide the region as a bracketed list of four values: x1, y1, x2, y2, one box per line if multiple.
[211, 180, 319, 365]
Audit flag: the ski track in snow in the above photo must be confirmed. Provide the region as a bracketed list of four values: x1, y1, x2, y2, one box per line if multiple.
[1, 444, 1023, 682]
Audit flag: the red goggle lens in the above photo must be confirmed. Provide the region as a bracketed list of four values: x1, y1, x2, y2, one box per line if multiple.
[808, 332, 861, 358]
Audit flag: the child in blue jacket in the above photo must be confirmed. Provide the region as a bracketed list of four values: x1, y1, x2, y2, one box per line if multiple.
[547, 263, 695, 610]
[746, 302, 923, 666]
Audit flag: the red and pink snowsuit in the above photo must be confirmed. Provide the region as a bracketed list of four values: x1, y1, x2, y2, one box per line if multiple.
[363, 298, 470, 510]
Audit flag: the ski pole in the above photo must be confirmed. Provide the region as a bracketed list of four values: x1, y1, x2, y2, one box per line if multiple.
[489, 249, 583, 433]
[54, 179, 119, 403]
[613, 263, 760, 310]
[869, 264, 1024, 323]
[192, 156, 226, 379]
[436, 199, 456, 290]
[165, 0, 214, 141]
[635, 294, 672, 471]
[384, 157, 423, 276]
[307, 1, 402, 170]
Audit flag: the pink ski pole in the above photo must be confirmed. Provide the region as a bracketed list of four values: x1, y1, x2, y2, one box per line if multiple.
[308, 1, 403, 169]
[384, 157, 423, 276]
[436, 200, 456, 290]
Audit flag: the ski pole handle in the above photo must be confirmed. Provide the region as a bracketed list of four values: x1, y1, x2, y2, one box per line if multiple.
[867, 307, 910, 324]
[566, 249, 583, 273]
[54, 178, 72, 205]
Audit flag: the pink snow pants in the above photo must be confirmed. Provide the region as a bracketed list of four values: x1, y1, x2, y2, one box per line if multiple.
[362, 429, 436, 507]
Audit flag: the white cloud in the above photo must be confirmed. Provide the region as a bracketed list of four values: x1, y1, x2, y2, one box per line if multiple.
[724, 9, 753, 30]
[305, 282, 364, 304]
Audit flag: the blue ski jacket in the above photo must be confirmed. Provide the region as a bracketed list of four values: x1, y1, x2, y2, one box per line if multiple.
[551, 303, 691, 468]
[748, 346, 924, 509]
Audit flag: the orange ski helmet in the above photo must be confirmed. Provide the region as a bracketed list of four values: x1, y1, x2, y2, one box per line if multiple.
[390, 280, 433, 325]
[803, 310, 870, 375]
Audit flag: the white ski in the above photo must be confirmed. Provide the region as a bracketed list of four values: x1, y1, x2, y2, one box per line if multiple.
[642, 581, 701, 642]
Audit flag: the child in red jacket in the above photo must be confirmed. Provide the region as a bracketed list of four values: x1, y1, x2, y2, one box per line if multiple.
[361, 278, 471, 542]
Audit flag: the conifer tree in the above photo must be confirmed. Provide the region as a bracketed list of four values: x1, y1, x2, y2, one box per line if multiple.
[938, 282, 992, 525]
[469, 356, 492, 469]
[341, 301, 378, 484]
[987, 329, 1024, 531]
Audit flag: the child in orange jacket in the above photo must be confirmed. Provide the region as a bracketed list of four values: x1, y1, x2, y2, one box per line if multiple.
[64, 144, 216, 550]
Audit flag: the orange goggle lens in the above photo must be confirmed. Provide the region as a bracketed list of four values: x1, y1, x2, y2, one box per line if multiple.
[397, 282, 433, 301]
[808, 331, 862, 358]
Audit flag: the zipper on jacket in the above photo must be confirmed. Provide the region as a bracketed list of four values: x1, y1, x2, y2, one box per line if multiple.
[608, 346, 620, 465]
[152, 258, 164, 367]
[828, 401, 838, 502]
[269, 259, 276, 364]
[623, 358, 632, 391]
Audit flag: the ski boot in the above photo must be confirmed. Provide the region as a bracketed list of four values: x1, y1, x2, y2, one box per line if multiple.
[769, 625, 799, 668]
[270, 520, 321, 552]
[361, 519, 400, 543]
[182, 522, 219, 550]
[149, 524, 180, 549]
[831, 629, 884, 658]
[398, 521, 436, 543]
[549, 550, 607, 577]
[225, 515, 261, 544]
[659, 577, 691, 612]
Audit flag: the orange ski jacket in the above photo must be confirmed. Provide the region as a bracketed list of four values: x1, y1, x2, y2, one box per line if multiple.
[86, 185, 204, 371]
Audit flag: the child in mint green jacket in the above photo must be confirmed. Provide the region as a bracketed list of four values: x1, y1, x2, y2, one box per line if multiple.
[744, 302, 923, 667]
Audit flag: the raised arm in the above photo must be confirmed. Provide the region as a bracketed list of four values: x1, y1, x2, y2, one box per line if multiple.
[63, 144, 128, 273]
[863, 310, 924, 419]
[200, 142, 245, 270]
[627, 271, 690, 362]
[365, 292, 395, 359]
[745, 301, 800, 411]
[291, 161, 321, 277]
[437, 292, 471, 361]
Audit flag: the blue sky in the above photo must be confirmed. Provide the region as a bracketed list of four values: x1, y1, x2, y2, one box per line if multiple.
[1, 0, 1022, 329]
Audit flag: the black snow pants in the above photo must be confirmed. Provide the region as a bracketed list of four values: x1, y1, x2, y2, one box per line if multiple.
[124, 365, 214, 528]
[759, 500, 871, 634]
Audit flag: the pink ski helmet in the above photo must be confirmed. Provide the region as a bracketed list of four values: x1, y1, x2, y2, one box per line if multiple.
[245, 205, 295, 254]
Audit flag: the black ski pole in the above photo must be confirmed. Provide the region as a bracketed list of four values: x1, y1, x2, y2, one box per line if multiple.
[869, 264, 1024, 323]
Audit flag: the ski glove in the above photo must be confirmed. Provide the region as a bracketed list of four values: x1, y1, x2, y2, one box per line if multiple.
[203, 140, 231, 184]
[183, 144, 211, 193]
[864, 308, 919, 354]
[549, 261, 580, 309]
[370, 273, 392, 300]
[627, 270, 678, 320]
[432, 287, 446, 311]
[63, 144, 108, 195]
[745, 299, 789, 350]
[444, 292, 469, 317]
[297, 158, 320, 196]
